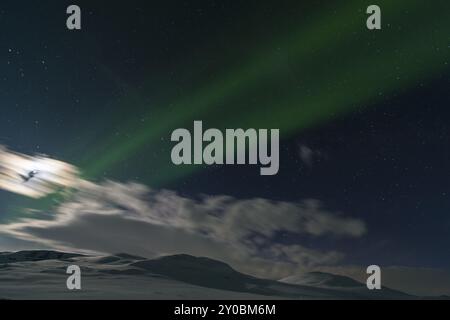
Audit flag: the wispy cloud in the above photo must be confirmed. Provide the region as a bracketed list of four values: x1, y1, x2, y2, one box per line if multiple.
[299, 144, 326, 168]
[0, 179, 366, 279]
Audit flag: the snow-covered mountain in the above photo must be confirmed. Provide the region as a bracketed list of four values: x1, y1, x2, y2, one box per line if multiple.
[0, 250, 415, 300]
[281, 272, 365, 288]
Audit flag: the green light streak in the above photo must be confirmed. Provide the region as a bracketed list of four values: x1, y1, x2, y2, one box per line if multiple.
[79, 1, 450, 185]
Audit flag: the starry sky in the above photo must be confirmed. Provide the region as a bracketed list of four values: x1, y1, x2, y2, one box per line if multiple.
[1, 0, 450, 281]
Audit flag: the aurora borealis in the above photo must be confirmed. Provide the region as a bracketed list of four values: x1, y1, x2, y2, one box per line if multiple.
[1, 0, 450, 297]
[75, 0, 450, 185]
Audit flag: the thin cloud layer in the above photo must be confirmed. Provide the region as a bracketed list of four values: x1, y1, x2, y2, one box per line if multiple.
[0, 180, 366, 279]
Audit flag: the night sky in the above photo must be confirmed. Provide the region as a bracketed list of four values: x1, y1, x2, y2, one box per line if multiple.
[1, 0, 450, 283]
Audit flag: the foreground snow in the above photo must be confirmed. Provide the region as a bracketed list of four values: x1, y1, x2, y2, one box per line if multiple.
[0, 250, 414, 300]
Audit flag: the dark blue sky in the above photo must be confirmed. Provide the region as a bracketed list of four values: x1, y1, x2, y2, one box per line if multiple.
[0, 0, 449, 272]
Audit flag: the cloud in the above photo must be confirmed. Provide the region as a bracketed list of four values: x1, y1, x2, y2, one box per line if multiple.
[299, 144, 326, 168]
[0, 180, 366, 279]
[0, 148, 446, 295]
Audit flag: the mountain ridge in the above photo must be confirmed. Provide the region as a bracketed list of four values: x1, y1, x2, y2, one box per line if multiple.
[0, 250, 417, 299]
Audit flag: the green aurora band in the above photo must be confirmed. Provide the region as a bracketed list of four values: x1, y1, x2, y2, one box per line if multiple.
[75, 0, 450, 186]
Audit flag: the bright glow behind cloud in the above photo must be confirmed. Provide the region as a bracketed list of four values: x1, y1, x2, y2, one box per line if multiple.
[0, 146, 80, 198]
